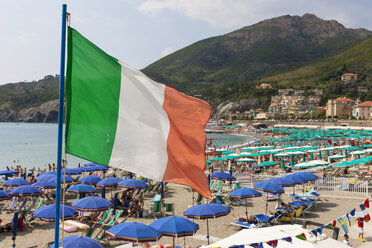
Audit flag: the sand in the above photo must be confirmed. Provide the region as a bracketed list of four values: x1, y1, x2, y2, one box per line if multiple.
[0, 180, 369, 248]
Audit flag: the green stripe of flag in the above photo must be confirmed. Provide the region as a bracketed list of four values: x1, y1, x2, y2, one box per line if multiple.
[65, 27, 122, 165]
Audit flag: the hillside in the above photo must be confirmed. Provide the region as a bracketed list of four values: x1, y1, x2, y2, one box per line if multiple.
[143, 13, 371, 99]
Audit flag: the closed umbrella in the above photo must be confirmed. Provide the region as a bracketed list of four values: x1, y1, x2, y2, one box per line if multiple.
[11, 212, 19, 248]
[106, 222, 162, 243]
[48, 235, 103, 248]
[183, 203, 230, 245]
[72, 196, 112, 212]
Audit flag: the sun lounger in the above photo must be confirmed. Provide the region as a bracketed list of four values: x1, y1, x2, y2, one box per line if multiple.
[32, 198, 45, 211]
[279, 211, 295, 223]
[255, 214, 271, 225]
[16, 198, 29, 211]
[6, 197, 18, 211]
[231, 221, 262, 229]
[95, 209, 113, 225]
[104, 210, 123, 226]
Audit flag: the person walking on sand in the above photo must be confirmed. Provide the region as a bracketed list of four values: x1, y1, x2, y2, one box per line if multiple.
[357, 217, 366, 242]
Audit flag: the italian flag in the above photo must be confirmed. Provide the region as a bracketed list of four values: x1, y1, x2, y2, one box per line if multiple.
[65, 27, 211, 198]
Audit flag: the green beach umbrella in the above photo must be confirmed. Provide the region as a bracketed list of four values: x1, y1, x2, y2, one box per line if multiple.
[257, 161, 278, 167]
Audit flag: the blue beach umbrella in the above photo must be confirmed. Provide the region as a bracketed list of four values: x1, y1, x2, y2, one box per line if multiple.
[49, 175, 75, 183]
[106, 222, 162, 243]
[229, 187, 262, 221]
[294, 172, 318, 182]
[36, 172, 57, 181]
[266, 177, 295, 187]
[79, 175, 101, 185]
[61, 168, 82, 175]
[48, 235, 103, 248]
[211, 172, 235, 181]
[31, 181, 56, 189]
[118, 179, 148, 189]
[11, 212, 19, 247]
[0, 189, 11, 201]
[33, 204, 78, 222]
[67, 184, 97, 194]
[72, 196, 112, 212]
[254, 181, 284, 214]
[3, 178, 30, 187]
[89, 164, 109, 171]
[282, 174, 305, 185]
[0, 170, 19, 175]
[150, 216, 199, 237]
[183, 203, 230, 245]
[10, 185, 42, 197]
[150, 216, 199, 247]
[97, 177, 123, 188]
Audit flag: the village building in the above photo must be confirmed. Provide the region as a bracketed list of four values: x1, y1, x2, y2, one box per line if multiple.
[353, 101, 372, 119]
[326, 97, 355, 117]
[341, 73, 357, 82]
[358, 86, 368, 93]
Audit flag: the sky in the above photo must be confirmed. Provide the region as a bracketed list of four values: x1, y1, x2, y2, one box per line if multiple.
[0, 0, 372, 85]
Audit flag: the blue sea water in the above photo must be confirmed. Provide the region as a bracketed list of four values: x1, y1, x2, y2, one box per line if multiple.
[0, 123, 254, 170]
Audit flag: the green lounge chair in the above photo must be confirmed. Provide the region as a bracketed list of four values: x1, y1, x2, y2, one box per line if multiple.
[104, 210, 123, 226]
[32, 198, 45, 211]
[209, 180, 215, 190]
[164, 203, 175, 215]
[195, 193, 203, 204]
[152, 201, 163, 218]
[215, 181, 223, 192]
[25, 198, 38, 212]
[95, 209, 113, 225]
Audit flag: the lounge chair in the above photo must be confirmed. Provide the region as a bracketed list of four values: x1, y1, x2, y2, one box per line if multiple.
[255, 214, 271, 225]
[230, 221, 262, 229]
[32, 198, 45, 211]
[164, 203, 175, 215]
[209, 180, 215, 190]
[24, 198, 38, 212]
[6, 197, 18, 211]
[104, 210, 123, 226]
[151, 201, 163, 218]
[95, 209, 113, 225]
[16, 198, 29, 211]
[279, 211, 295, 223]
[195, 193, 203, 204]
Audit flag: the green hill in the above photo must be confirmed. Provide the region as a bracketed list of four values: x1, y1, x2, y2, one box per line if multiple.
[143, 13, 371, 104]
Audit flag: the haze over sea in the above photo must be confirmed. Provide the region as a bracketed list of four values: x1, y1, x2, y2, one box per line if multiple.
[0, 123, 255, 170]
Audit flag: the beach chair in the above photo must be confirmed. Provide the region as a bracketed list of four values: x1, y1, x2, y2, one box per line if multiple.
[24, 198, 38, 212]
[104, 210, 123, 226]
[214, 181, 223, 193]
[32, 198, 45, 211]
[5, 197, 18, 211]
[216, 195, 226, 205]
[16, 198, 29, 211]
[209, 180, 215, 190]
[255, 214, 270, 225]
[151, 200, 163, 218]
[95, 209, 113, 225]
[195, 193, 203, 204]
[230, 221, 262, 229]
[295, 207, 303, 218]
[279, 211, 295, 223]
[164, 203, 175, 215]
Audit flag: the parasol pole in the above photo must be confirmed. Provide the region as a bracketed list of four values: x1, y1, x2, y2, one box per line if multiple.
[54, 4, 67, 248]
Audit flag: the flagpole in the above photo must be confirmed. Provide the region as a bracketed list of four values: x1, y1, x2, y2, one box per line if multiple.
[54, 4, 67, 248]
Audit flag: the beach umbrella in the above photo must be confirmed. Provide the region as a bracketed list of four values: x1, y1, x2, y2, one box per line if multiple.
[267, 177, 295, 187]
[33, 204, 78, 222]
[79, 175, 101, 185]
[229, 187, 261, 222]
[0, 189, 11, 201]
[236, 158, 256, 163]
[282, 174, 305, 185]
[10, 185, 42, 197]
[106, 222, 162, 243]
[3, 178, 30, 187]
[72, 196, 112, 212]
[84, 162, 100, 167]
[31, 181, 56, 189]
[257, 161, 278, 167]
[254, 181, 284, 214]
[295, 172, 318, 182]
[48, 175, 75, 183]
[36, 172, 57, 181]
[48, 235, 103, 248]
[118, 178, 148, 189]
[67, 184, 97, 194]
[88, 164, 109, 171]
[0, 170, 19, 175]
[11, 212, 19, 248]
[222, 151, 234, 154]
[61, 168, 82, 175]
[150, 216, 199, 247]
[97, 177, 124, 187]
[183, 203, 230, 245]
[211, 172, 235, 181]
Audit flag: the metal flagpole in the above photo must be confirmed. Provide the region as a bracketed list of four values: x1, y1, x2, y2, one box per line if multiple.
[54, 4, 67, 248]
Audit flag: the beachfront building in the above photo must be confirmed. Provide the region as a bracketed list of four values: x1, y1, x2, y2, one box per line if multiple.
[269, 95, 321, 115]
[353, 101, 372, 119]
[341, 73, 357, 82]
[326, 97, 355, 117]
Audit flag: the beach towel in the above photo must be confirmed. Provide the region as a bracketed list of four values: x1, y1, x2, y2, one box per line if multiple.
[65, 27, 211, 198]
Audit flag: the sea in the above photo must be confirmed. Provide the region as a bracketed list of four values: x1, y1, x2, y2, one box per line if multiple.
[0, 123, 255, 170]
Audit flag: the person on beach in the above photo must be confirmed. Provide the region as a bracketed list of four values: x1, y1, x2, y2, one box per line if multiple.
[48, 164, 51, 171]
[343, 234, 352, 246]
[357, 217, 365, 242]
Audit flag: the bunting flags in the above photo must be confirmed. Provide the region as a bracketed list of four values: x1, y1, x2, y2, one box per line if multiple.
[282, 237, 292, 243]
[296, 233, 307, 240]
[363, 198, 369, 208]
[250, 243, 264, 248]
[349, 208, 356, 216]
[266, 240, 278, 247]
[337, 217, 349, 234]
[360, 204, 370, 222]
[346, 213, 351, 226]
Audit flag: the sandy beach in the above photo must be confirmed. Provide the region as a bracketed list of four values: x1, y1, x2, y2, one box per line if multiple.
[0, 181, 369, 248]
